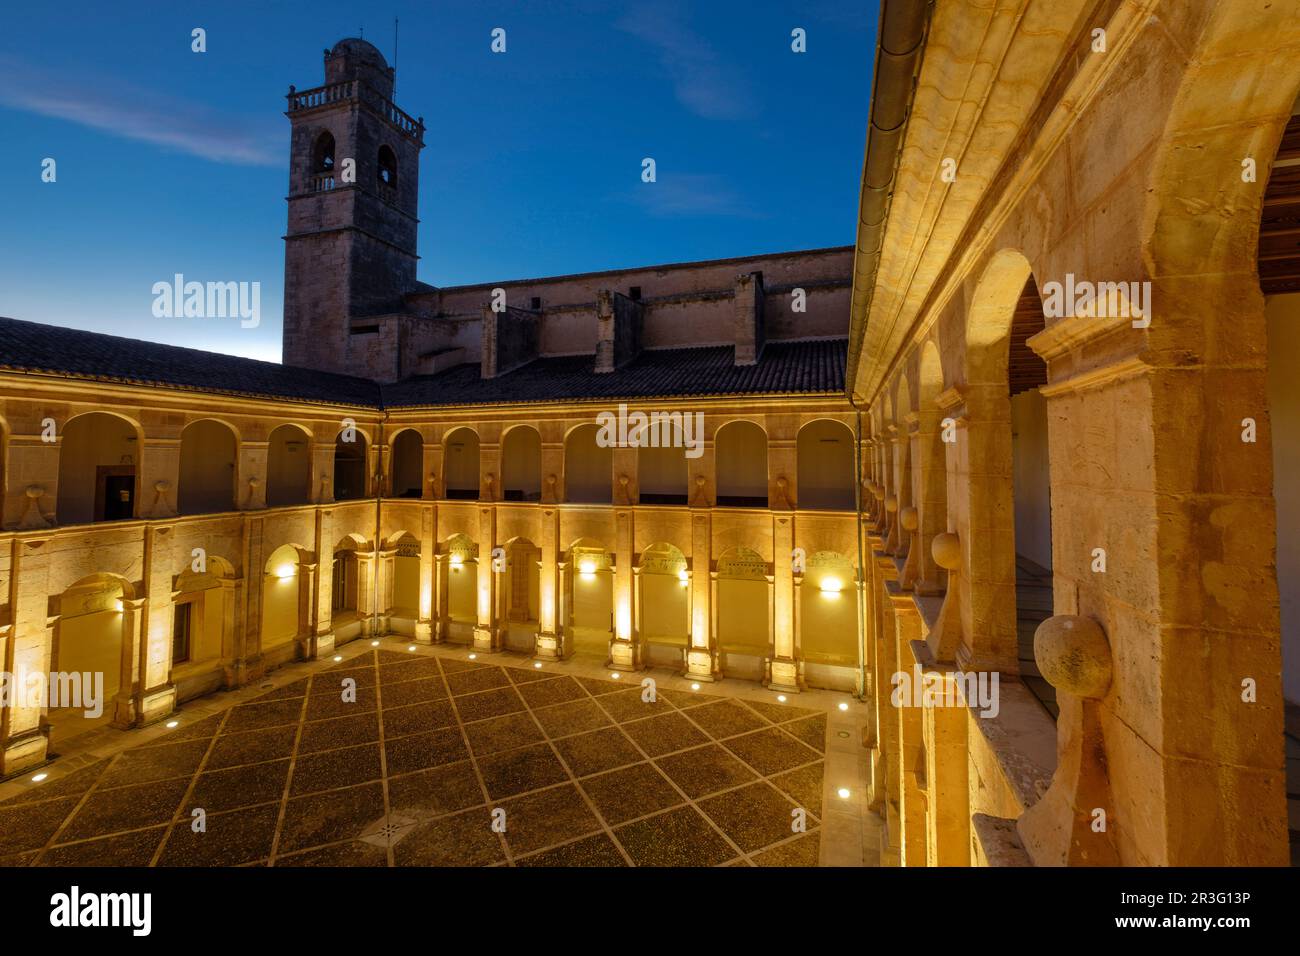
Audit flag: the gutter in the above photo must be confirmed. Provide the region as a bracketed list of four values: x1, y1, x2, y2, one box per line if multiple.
[846, 0, 933, 402]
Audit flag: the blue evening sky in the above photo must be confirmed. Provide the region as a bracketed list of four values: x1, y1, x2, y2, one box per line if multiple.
[0, 1, 877, 363]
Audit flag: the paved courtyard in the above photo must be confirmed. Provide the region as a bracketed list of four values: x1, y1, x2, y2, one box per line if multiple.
[0, 647, 873, 866]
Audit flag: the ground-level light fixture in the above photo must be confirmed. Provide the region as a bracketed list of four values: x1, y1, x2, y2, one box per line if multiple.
[837, 787, 851, 800]
[371, 640, 380, 647]
[408, 645, 416, 652]
[534, 661, 543, 669]
[838, 702, 849, 712]
[32, 773, 47, 782]
[777, 694, 787, 703]
[166, 720, 179, 728]
[610, 672, 620, 679]
[333, 655, 342, 662]
[468, 653, 477, 660]
[691, 683, 701, 691]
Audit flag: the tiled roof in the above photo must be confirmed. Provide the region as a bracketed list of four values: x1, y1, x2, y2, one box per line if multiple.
[381, 338, 847, 408]
[0, 316, 846, 408]
[0, 316, 382, 406]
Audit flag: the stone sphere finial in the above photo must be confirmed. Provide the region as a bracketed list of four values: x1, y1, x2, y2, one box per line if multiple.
[884, 495, 898, 514]
[154, 480, 172, 494]
[25, 484, 44, 499]
[1033, 615, 1112, 699]
[900, 505, 918, 532]
[931, 532, 962, 570]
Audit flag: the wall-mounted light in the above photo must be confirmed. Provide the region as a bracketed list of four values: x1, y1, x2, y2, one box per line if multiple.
[450, 553, 464, 569]
[114, 599, 125, 613]
[677, 568, 689, 587]
[578, 559, 597, 576]
[819, 576, 843, 594]
[275, 565, 296, 580]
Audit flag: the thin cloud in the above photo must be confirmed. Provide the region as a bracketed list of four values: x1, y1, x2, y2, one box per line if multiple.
[617, 5, 756, 121]
[0, 55, 279, 166]
[629, 173, 763, 219]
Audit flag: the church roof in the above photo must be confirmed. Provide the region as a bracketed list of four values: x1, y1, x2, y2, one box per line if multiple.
[0, 316, 382, 406]
[382, 339, 848, 408]
[0, 316, 846, 409]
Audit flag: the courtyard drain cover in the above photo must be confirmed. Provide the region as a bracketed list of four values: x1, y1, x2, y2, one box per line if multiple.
[357, 813, 418, 849]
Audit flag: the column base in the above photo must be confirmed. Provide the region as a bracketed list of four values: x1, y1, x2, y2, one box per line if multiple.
[472, 626, 502, 652]
[137, 685, 176, 726]
[767, 658, 801, 694]
[609, 639, 639, 671]
[684, 648, 716, 681]
[534, 630, 566, 661]
[0, 729, 48, 778]
[309, 631, 336, 660]
[414, 619, 433, 644]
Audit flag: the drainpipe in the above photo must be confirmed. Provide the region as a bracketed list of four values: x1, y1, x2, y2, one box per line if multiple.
[373, 420, 383, 643]
[852, 402, 868, 702]
[846, 0, 932, 401]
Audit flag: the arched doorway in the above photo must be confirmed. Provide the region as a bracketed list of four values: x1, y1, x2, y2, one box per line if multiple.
[443, 428, 480, 500]
[638, 542, 689, 667]
[716, 420, 768, 507]
[390, 430, 424, 498]
[796, 419, 855, 510]
[716, 547, 770, 681]
[266, 425, 311, 507]
[566, 539, 613, 659]
[564, 423, 612, 503]
[441, 533, 478, 643]
[56, 412, 140, 524]
[171, 555, 235, 703]
[501, 536, 541, 651]
[799, 550, 858, 686]
[502, 426, 542, 501]
[51, 573, 132, 735]
[263, 544, 306, 655]
[333, 427, 368, 501]
[178, 419, 238, 515]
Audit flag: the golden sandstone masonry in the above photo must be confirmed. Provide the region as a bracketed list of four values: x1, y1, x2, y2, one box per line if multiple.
[0, 0, 1296, 880]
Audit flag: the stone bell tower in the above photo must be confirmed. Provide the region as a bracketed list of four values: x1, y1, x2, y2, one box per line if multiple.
[282, 38, 424, 380]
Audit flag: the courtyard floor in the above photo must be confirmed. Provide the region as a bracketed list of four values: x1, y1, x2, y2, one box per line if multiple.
[0, 642, 878, 867]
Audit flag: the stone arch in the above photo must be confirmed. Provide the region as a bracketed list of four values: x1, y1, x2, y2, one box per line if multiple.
[172, 553, 236, 684]
[441, 532, 479, 641]
[564, 422, 612, 504]
[389, 428, 424, 498]
[715, 419, 768, 507]
[378, 143, 398, 188]
[796, 418, 855, 510]
[637, 542, 689, 661]
[800, 550, 857, 668]
[716, 545, 771, 676]
[333, 425, 369, 501]
[312, 130, 335, 173]
[51, 572, 136, 733]
[443, 427, 480, 500]
[263, 543, 309, 652]
[501, 424, 542, 501]
[179, 418, 239, 515]
[56, 410, 143, 525]
[566, 537, 613, 658]
[266, 423, 312, 507]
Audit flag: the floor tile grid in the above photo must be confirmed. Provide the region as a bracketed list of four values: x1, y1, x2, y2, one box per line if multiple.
[632, 692, 826, 865]
[512, 675, 823, 865]
[502, 676, 640, 866]
[436, 660, 524, 866]
[149, 705, 247, 866]
[558, 684, 749, 866]
[3, 648, 839, 867]
[411, 665, 815, 865]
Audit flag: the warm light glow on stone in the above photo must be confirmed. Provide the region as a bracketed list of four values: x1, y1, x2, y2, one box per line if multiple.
[32, 773, 47, 782]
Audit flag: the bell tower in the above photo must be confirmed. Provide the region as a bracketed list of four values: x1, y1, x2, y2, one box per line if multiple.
[282, 38, 424, 379]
